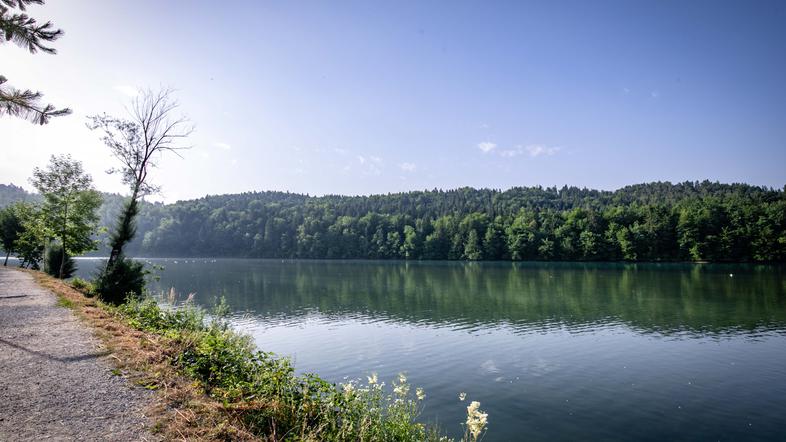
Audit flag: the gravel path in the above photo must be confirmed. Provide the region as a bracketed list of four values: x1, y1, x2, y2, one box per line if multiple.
[0, 267, 157, 441]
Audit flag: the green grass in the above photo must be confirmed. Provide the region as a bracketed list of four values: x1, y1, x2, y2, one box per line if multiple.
[68, 277, 95, 297]
[56, 296, 74, 309]
[111, 296, 456, 441]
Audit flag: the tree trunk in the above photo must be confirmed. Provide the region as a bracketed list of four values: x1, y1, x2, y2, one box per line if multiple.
[3, 250, 9, 266]
[60, 202, 68, 279]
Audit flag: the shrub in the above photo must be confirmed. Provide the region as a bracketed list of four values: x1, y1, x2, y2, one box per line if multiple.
[95, 256, 146, 304]
[44, 243, 76, 279]
[69, 276, 95, 296]
[113, 296, 447, 441]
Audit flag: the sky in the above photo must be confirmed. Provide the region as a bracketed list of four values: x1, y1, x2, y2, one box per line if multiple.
[2, 0, 785, 202]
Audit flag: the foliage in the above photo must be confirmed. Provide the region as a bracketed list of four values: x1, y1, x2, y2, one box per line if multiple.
[0, 0, 70, 124]
[4, 181, 784, 263]
[113, 296, 450, 441]
[118, 181, 786, 262]
[30, 154, 102, 277]
[0, 202, 24, 265]
[94, 257, 146, 304]
[12, 201, 45, 268]
[69, 276, 95, 296]
[44, 242, 75, 278]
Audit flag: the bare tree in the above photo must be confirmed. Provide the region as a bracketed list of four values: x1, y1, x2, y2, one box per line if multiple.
[88, 88, 193, 273]
[0, 0, 70, 124]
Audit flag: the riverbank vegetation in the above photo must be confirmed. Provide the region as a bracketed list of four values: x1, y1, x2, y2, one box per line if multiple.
[30, 271, 485, 441]
[6, 181, 782, 262]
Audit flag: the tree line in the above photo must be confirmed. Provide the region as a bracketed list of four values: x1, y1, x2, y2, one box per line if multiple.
[6, 181, 782, 263]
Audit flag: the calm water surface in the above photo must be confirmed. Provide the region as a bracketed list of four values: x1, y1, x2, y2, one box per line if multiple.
[75, 259, 786, 441]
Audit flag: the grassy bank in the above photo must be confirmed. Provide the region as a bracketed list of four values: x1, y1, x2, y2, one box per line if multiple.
[28, 270, 486, 441]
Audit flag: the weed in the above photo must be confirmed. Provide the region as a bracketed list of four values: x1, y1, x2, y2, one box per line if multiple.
[56, 296, 74, 309]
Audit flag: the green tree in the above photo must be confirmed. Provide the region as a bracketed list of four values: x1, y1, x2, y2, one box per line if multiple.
[0, 202, 25, 265]
[463, 229, 482, 260]
[400, 225, 419, 259]
[30, 155, 102, 277]
[0, 0, 70, 124]
[13, 202, 46, 268]
[482, 217, 507, 260]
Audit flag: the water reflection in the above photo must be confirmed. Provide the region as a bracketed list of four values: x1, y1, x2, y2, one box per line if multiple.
[69, 259, 786, 441]
[76, 259, 786, 338]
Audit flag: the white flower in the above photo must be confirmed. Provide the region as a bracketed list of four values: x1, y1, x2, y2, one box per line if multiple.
[398, 373, 407, 384]
[416, 387, 426, 401]
[394, 382, 410, 397]
[459, 392, 467, 401]
[367, 372, 378, 385]
[466, 401, 488, 440]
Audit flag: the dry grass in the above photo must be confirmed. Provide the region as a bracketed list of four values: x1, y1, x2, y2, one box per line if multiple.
[25, 269, 260, 441]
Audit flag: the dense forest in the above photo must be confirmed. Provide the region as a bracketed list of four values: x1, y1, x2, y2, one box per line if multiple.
[2, 181, 785, 262]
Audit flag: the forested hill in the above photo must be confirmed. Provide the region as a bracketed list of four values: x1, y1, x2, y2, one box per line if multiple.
[0, 184, 39, 207]
[2, 181, 785, 262]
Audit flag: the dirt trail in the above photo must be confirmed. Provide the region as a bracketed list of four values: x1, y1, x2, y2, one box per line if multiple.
[0, 267, 157, 441]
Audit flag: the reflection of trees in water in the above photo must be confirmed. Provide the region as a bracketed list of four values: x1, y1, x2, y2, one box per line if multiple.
[150, 260, 786, 336]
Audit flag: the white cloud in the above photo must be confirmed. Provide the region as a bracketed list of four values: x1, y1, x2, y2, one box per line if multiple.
[113, 85, 138, 97]
[525, 144, 561, 157]
[399, 162, 417, 172]
[333, 147, 349, 155]
[484, 144, 561, 158]
[480, 123, 490, 129]
[477, 141, 497, 153]
[214, 142, 231, 150]
[354, 155, 383, 175]
[651, 90, 660, 98]
[499, 147, 523, 158]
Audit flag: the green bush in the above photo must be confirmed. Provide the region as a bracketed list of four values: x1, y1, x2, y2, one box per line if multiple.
[44, 244, 76, 279]
[69, 277, 95, 296]
[95, 257, 146, 304]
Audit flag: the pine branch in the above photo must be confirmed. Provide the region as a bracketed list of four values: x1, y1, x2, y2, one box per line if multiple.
[0, 75, 71, 124]
[0, 9, 62, 53]
[0, 0, 44, 12]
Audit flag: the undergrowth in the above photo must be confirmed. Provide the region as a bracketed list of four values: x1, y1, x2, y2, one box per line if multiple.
[111, 295, 456, 441]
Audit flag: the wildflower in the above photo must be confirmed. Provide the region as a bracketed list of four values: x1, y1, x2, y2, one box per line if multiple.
[342, 382, 355, 395]
[459, 392, 466, 401]
[367, 372, 378, 385]
[398, 373, 407, 384]
[466, 401, 488, 440]
[393, 382, 410, 397]
[416, 387, 426, 401]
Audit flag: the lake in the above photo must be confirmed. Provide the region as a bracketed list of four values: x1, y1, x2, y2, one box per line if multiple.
[72, 259, 786, 441]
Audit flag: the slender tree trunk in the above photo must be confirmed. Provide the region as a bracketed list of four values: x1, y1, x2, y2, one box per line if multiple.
[59, 201, 68, 279]
[105, 186, 140, 272]
[3, 250, 9, 266]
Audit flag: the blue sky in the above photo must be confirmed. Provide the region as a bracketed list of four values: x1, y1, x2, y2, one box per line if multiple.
[2, 0, 785, 201]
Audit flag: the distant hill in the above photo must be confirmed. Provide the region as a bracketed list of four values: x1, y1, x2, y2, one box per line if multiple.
[0, 184, 40, 207]
[2, 181, 784, 262]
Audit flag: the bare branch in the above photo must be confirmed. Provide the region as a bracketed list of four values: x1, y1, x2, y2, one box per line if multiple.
[87, 87, 193, 198]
